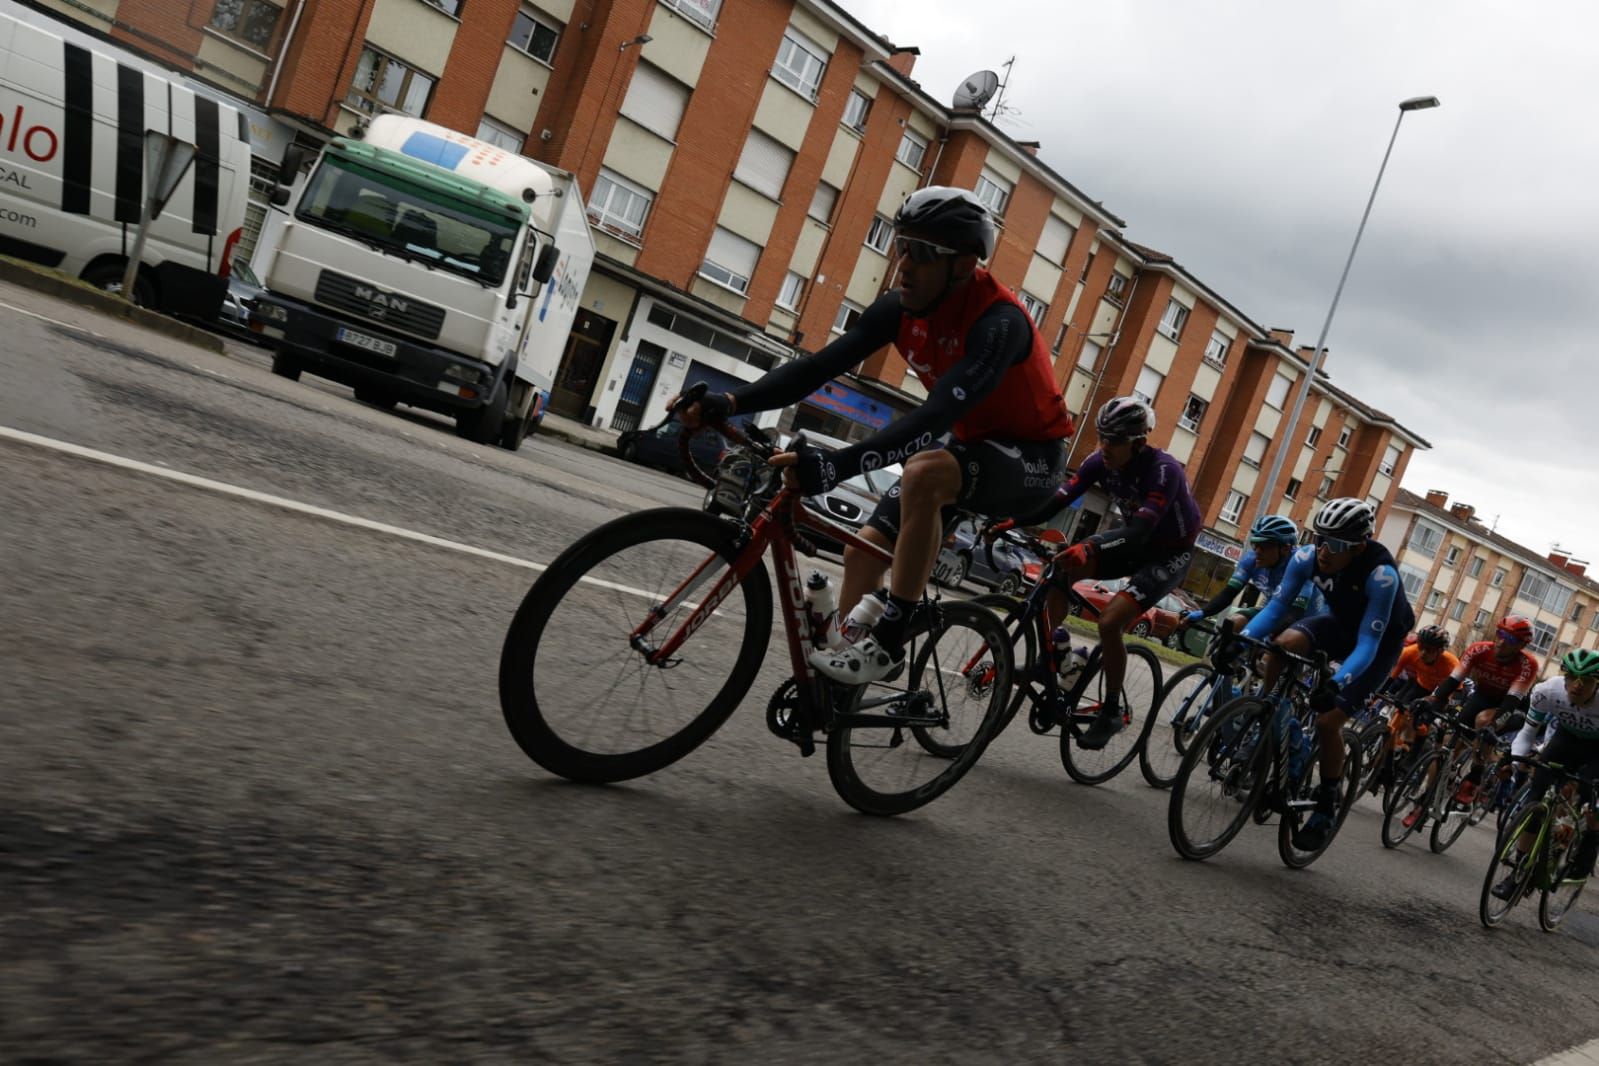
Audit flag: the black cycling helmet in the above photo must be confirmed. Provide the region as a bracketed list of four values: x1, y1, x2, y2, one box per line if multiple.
[1416, 624, 1450, 649]
[1095, 396, 1155, 440]
[893, 186, 997, 260]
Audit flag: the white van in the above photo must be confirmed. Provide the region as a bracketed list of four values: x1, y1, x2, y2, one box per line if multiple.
[0, 8, 250, 316]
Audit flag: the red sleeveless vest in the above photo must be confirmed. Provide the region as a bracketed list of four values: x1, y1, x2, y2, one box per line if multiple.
[894, 269, 1075, 444]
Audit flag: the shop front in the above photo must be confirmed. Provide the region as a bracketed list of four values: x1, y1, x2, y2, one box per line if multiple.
[1187, 529, 1246, 600]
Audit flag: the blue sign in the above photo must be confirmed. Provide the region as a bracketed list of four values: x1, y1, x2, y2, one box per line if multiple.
[805, 380, 892, 429]
[399, 131, 469, 171]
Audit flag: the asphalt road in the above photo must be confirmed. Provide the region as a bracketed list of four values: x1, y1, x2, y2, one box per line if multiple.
[3, 280, 1596, 1064]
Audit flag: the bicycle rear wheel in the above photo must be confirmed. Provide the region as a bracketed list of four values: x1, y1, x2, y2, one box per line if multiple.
[1140, 663, 1219, 789]
[1278, 731, 1362, 869]
[1352, 718, 1390, 798]
[827, 602, 1011, 816]
[499, 508, 772, 783]
[1169, 697, 1271, 861]
[1481, 804, 1544, 928]
[1429, 749, 1478, 854]
[1539, 826, 1589, 932]
[1382, 749, 1443, 849]
[1062, 644, 1162, 785]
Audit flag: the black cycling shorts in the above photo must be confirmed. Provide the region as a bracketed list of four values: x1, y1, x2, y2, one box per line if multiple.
[1455, 689, 1525, 735]
[1288, 612, 1408, 708]
[1066, 541, 1194, 611]
[1527, 731, 1599, 803]
[866, 437, 1065, 542]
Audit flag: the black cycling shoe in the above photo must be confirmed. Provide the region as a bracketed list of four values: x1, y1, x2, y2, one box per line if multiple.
[1491, 871, 1522, 901]
[1290, 782, 1340, 852]
[1076, 705, 1125, 751]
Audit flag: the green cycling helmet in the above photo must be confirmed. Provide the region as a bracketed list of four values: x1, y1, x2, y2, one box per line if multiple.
[1561, 647, 1599, 679]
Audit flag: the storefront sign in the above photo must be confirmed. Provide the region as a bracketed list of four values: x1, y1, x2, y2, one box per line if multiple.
[804, 380, 892, 430]
[1196, 530, 1244, 562]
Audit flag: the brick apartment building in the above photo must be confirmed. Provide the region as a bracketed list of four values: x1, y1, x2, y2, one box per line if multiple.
[1378, 489, 1599, 678]
[13, 0, 1430, 599]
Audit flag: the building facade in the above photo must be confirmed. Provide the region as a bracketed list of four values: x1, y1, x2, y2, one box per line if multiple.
[1378, 489, 1599, 677]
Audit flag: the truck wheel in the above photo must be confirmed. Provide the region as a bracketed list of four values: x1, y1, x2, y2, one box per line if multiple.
[270, 351, 302, 381]
[456, 380, 508, 445]
[499, 408, 534, 451]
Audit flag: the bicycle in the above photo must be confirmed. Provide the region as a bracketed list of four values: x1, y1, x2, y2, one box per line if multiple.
[1381, 719, 1499, 853]
[957, 525, 1163, 786]
[1479, 756, 1595, 932]
[1167, 631, 1363, 868]
[1141, 620, 1259, 789]
[498, 389, 1013, 816]
[1345, 694, 1400, 801]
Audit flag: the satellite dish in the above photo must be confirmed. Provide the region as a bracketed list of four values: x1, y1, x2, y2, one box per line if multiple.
[953, 70, 1000, 111]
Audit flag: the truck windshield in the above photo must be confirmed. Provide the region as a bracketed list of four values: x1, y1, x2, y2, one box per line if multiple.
[296, 153, 521, 285]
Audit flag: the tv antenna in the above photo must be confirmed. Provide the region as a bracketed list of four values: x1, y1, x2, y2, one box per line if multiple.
[987, 56, 1017, 121]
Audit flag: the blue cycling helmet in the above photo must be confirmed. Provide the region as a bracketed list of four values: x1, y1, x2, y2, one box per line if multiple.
[1248, 514, 1299, 546]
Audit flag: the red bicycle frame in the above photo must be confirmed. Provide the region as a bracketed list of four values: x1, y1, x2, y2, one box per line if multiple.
[627, 486, 893, 684]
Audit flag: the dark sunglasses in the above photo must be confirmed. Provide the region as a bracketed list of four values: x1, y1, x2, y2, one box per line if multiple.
[894, 235, 960, 264]
[1496, 629, 1528, 646]
[1316, 534, 1362, 553]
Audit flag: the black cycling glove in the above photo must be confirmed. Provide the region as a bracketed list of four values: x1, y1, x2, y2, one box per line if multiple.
[694, 389, 736, 425]
[792, 444, 841, 496]
[1309, 678, 1341, 714]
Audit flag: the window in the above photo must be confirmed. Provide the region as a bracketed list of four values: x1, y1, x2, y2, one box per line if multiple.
[1052, 322, 1068, 355]
[660, 0, 720, 29]
[1491, 566, 1507, 588]
[1133, 365, 1164, 405]
[1318, 474, 1335, 498]
[842, 89, 872, 132]
[1082, 251, 1096, 281]
[896, 129, 928, 169]
[1203, 330, 1229, 368]
[508, 5, 560, 64]
[1305, 425, 1322, 448]
[974, 170, 1012, 216]
[421, 0, 462, 14]
[1107, 272, 1130, 300]
[1591, 610, 1599, 632]
[620, 63, 688, 141]
[1019, 291, 1048, 325]
[776, 271, 804, 311]
[587, 169, 652, 238]
[1157, 299, 1189, 341]
[1444, 545, 1461, 568]
[1036, 214, 1075, 265]
[347, 47, 435, 116]
[1220, 491, 1248, 525]
[1265, 372, 1291, 410]
[209, 0, 281, 49]
[1398, 564, 1427, 599]
[1077, 339, 1102, 372]
[1337, 424, 1353, 448]
[832, 299, 864, 334]
[1426, 590, 1445, 612]
[1379, 443, 1401, 478]
[858, 215, 893, 255]
[1518, 570, 1574, 615]
[476, 116, 524, 152]
[1468, 556, 1485, 578]
[1178, 394, 1208, 433]
[733, 128, 793, 200]
[1475, 608, 1491, 628]
[1572, 603, 1585, 624]
[700, 227, 760, 294]
[1285, 477, 1301, 500]
[808, 182, 838, 224]
[1530, 620, 1557, 655]
[1407, 519, 1445, 559]
[1451, 599, 1468, 621]
[1242, 431, 1269, 467]
[773, 29, 827, 99]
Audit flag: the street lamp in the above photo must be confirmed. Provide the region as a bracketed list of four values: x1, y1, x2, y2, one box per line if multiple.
[1253, 95, 1439, 527]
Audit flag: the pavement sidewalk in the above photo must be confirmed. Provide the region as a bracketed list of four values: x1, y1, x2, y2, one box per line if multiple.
[538, 411, 618, 455]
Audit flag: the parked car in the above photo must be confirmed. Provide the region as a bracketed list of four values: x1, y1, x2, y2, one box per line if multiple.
[936, 519, 1045, 592]
[215, 260, 270, 345]
[616, 421, 733, 477]
[1070, 576, 1184, 639]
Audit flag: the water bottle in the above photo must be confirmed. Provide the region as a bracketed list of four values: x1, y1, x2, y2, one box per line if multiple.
[1286, 717, 1309, 783]
[1052, 627, 1090, 685]
[803, 571, 836, 648]
[836, 589, 887, 648]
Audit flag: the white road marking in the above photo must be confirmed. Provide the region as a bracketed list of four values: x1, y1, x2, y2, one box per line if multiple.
[1535, 1038, 1599, 1066]
[0, 298, 99, 332]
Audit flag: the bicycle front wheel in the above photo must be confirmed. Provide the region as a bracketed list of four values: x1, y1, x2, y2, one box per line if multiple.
[827, 601, 1012, 816]
[1062, 644, 1163, 785]
[1428, 749, 1478, 854]
[1278, 731, 1362, 869]
[959, 592, 1035, 738]
[1382, 749, 1443, 849]
[1481, 803, 1545, 928]
[1539, 825, 1589, 932]
[1140, 662, 1219, 789]
[1169, 697, 1271, 861]
[499, 508, 772, 783]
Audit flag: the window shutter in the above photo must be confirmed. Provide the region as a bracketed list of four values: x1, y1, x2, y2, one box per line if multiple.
[707, 227, 760, 275]
[1036, 215, 1074, 264]
[733, 129, 794, 200]
[620, 64, 688, 141]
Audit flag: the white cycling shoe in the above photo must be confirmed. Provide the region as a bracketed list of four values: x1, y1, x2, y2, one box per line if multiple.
[808, 635, 905, 685]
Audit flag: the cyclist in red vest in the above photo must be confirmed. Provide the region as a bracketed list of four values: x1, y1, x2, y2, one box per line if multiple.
[678, 187, 1075, 684]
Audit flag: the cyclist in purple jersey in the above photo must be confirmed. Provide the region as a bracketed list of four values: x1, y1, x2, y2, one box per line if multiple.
[1014, 396, 1200, 749]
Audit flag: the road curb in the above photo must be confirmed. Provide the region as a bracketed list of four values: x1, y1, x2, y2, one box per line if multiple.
[0, 256, 224, 354]
[536, 423, 617, 457]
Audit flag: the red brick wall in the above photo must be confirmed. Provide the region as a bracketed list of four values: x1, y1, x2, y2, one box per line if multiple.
[929, 128, 987, 189]
[1380, 440, 1416, 520]
[109, 0, 207, 70]
[1193, 348, 1273, 527]
[987, 171, 1050, 284]
[1148, 301, 1216, 453]
[1180, 332, 1245, 490]
[428, 0, 524, 134]
[271, 0, 381, 123]
[1288, 406, 1349, 526]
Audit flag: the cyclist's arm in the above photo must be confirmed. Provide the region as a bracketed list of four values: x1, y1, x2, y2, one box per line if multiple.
[1191, 555, 1254, 619]
[1025, 455, 1103, 526]
[1512, 695, 1552, 758]
[1427, 653, 1474, 706]
[1085, 456, 1186, 554]
[1330, 563, 1401, 689]
[826, 303, 1032, 484]
[727, 292, 900, 414]
[1241, 546, 1314, 641]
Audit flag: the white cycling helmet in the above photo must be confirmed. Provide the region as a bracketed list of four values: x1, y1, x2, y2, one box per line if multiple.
[1312, 497, 1375, 541]
[1095, 396, 1155, 440]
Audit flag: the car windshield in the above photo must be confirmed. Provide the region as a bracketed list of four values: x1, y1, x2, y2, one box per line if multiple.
[230, 259, 262, 287]
[296, 153, 522, 285]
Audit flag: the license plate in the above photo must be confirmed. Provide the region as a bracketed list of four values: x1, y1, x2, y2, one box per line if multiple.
[336, 328, 397, 357]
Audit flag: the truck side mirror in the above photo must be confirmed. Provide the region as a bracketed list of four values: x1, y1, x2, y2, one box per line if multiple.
[270, 185, 292, 207]
[279, 145, 306, 184]
[531, 244, 560, 286]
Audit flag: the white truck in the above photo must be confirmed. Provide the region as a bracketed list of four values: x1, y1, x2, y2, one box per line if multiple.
[250, 115, 594, 450]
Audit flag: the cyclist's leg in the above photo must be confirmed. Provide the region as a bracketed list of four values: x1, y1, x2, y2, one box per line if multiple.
[1078, 545, 1193, 748]
[1322, 628, 1404, 782]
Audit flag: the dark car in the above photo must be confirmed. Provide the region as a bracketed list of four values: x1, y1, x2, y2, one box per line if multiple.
[214, 260, 269, 344]
[616, 421, 731, 477]
[936, 519, 1044, 592]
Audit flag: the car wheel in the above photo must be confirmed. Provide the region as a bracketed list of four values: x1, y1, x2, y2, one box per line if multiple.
[1130, 620, 1152, 637]
[998, 573, 1022, 596]
[619, 440, 639, 463]
[81, 261, 155, 307]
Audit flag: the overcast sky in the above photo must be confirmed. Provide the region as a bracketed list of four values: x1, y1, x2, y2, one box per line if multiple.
[847, 0, 1599, 566]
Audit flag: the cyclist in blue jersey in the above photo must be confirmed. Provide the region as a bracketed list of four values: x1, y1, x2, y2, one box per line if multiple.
[1240, 497, 1416, 851]
[1015, 396, 1201, 750]
[1177, 514, 1323, 638]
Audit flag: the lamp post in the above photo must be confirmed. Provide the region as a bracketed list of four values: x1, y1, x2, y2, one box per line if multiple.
[1253, 95, 1439, 527]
